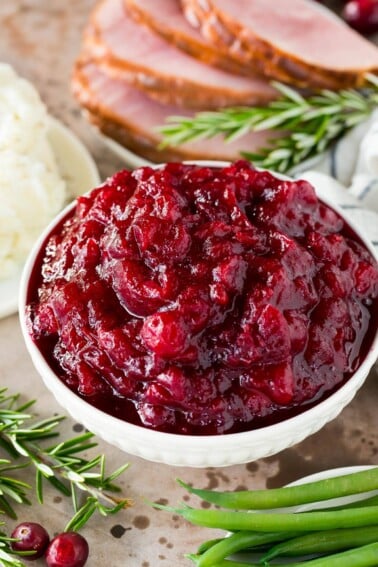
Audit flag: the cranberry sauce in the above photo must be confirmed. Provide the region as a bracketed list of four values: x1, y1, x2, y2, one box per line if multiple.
[26, 161, 378, 435]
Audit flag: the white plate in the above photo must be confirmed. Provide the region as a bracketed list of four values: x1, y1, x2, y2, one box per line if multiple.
[0, 118, 100, 320]
[48, 118, 101, 199]
[102, 134, 152, 168]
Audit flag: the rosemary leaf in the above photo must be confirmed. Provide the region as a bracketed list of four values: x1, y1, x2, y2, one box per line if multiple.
[0, 546, 25, 567]
[47, 474, 71, 497]
[106, 463, 130, 483]
[48, 432, 95, 453]
[270, 81, 306, 104]
[64, 498, 98, 532]
[76, 456, 103, 474]
[66, 470, 85, 484]
[253, 105, 307, 131]
[72, 484, 79, 513]
[36, 469, 43, 504]
[0, 496, 18, 520]
[34, 461, 54, 478]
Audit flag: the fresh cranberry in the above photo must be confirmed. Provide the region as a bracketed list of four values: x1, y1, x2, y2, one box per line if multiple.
[45, 532, 89, 567]
[10, 522, 50, 560]
[342, 0, 378, 34]
[27, 161, 378, 435]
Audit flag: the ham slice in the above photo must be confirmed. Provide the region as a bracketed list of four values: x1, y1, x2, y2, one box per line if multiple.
[85, 0, 277, 110]
[124, 0, 246, 75]
[181, 0, 378, 89]
[72, 59, 277, 163]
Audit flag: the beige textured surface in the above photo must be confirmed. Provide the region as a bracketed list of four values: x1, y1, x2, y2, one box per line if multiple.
[0, 2, 377, 566]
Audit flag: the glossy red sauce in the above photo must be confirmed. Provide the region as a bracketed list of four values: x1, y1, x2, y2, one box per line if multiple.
[26, 161, 378, 435]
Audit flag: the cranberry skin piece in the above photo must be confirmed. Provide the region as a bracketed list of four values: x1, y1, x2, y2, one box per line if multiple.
[342, 0, 378, 34]
[11, 522, 50, 560]
[45, 532, 89, 567]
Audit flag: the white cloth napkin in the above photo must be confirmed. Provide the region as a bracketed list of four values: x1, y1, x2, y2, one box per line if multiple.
[295, 109, 378, 256]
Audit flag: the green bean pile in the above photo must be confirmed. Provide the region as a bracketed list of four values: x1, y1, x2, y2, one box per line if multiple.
[159, 468, 378, 566]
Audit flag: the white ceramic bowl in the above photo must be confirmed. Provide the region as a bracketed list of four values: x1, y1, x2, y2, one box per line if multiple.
[19, 162, 378, 468]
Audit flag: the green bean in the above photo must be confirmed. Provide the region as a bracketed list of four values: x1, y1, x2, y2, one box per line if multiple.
[197, 561, 260, 567]
[196, 538, 223, 555]
[261, 525, 378, 562]
[193, 543, 378, 566]
[193, 491, 378, 556]
[177, 468, 378, 509]
[193, 530, 303, 567]
[173, 504, 378, 532]
[289, 542, 378, 566]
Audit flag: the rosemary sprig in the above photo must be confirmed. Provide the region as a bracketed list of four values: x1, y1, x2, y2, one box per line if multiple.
[0, 532, 26, 567]
[0, 388, 132, 531]
[159, 74, 378, 173]
[0, 527, 39, 567]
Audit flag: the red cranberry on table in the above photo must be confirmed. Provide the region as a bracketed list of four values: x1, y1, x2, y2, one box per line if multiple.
[342, 0, 378, 34]
[10, 522, 50, 560]
[45, 532, 89, 567]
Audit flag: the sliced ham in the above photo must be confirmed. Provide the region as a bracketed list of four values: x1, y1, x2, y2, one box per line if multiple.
[124, 0, 246, 76]
[72, 59, 277, 163]
[181, 0, 378, 89]
[85, 0, 277, 110]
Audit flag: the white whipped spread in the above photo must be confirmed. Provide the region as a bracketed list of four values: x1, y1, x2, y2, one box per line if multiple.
[0, 64, 66, 279]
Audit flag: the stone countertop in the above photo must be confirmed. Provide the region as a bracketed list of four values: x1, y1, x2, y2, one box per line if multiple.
[0, 2, 377, 566]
